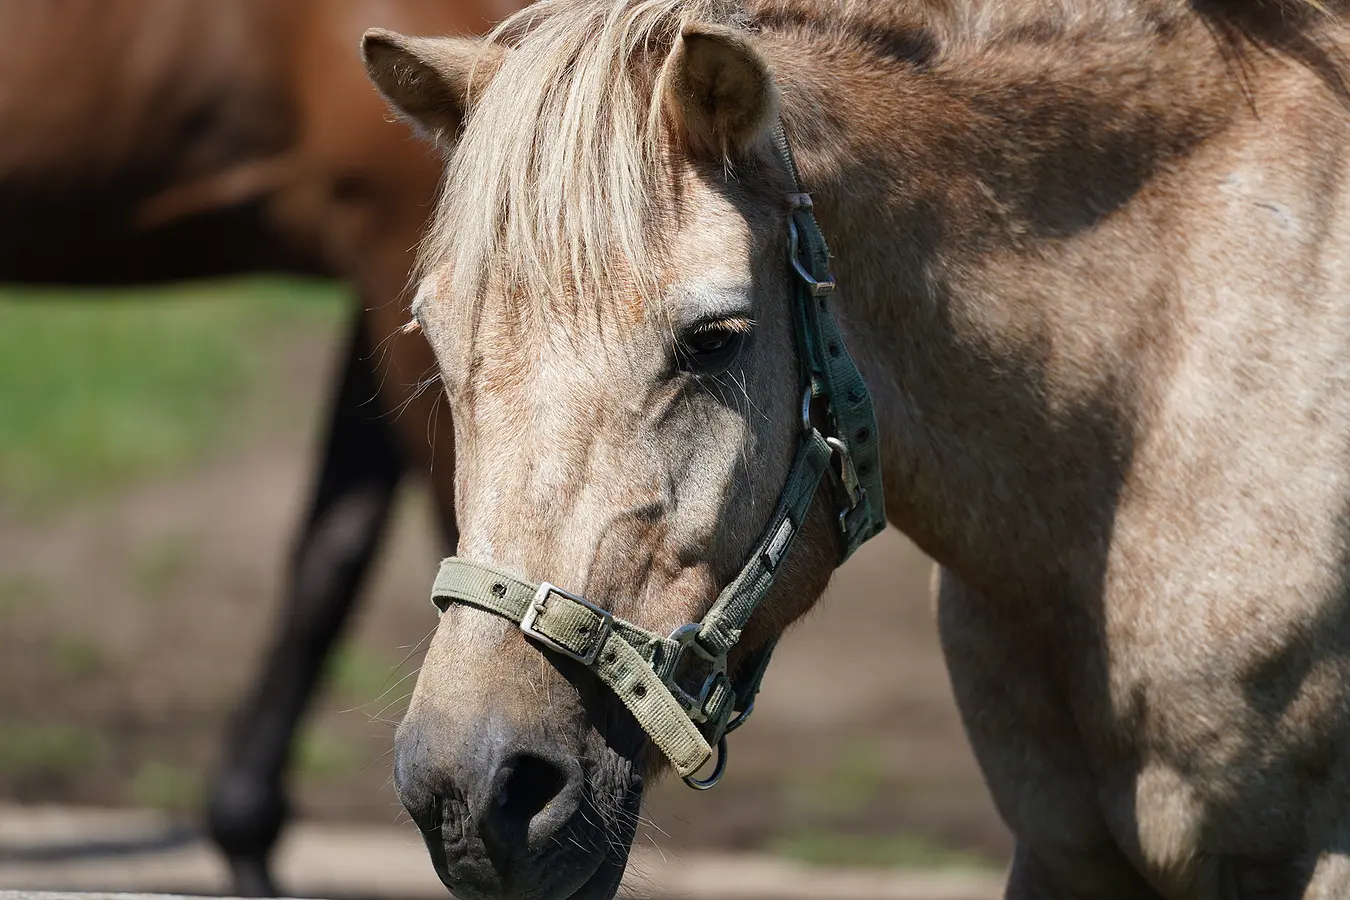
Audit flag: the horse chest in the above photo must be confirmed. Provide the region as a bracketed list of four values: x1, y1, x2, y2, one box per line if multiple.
[939, 561, 1350, 897]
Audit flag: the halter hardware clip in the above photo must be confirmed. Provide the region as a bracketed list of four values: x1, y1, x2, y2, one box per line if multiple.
[664, 624, 728, 725]
[788, 220, 836, 296]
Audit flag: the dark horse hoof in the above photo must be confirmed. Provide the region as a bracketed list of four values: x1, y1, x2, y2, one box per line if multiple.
[227, 856, 279, 898]
[207, 771, 288, 897]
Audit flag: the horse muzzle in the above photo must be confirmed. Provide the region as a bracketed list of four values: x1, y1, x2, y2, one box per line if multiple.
[393, 711, 638, 900]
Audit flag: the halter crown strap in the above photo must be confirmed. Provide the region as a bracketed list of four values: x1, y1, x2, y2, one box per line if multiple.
[773, 123, 886, 559]
[427, 124, 886, 783]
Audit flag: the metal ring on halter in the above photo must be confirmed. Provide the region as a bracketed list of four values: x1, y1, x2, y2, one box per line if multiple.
[682, 737, 728, 791]
[725, 701, 755, 734]
[801, 386, 813, 434]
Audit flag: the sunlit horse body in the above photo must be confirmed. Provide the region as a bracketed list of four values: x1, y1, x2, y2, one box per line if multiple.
[364, 0, 1350, 897]
[0, 1, 526, 894]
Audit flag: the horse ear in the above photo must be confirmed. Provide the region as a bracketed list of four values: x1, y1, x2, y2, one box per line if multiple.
[665, 24, 778, 159]
[361, 29, 503, 146]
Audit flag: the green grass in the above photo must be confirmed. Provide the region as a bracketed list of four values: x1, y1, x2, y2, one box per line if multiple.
[786, 739, 887, 819]
[129, 760, 201, 811]
[0, 724, 106, 777]
[131, 533, 196, 602]
[294, 727, 364, 780]
[50, 637, 105, 680]
[326, 643, 402, 708]
[770, 740, 1001, 871]
[0, 575, 47, 615]
[0, 276, 346, 513]
[818, 742, 886, 817]
[770, 831, 997, 871]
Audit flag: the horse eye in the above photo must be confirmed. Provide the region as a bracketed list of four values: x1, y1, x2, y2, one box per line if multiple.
[692, 330, 733, 353]
[677, 321, 748, 372]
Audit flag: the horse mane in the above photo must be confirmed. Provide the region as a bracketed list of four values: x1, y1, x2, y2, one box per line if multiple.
[418, 0, 1347, 331]
[1191, 0, 1348, 102]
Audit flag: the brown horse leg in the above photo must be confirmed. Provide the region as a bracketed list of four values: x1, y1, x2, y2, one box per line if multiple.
[206, 308, 405, 897]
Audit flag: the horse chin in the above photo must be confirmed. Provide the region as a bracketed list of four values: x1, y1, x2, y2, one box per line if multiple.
[542, 794, 641, 900]
[564, 780, 644, 900]
[420, 778, 643, 900]
[564, 845, 632, 900]
[421, 835, 628, 900]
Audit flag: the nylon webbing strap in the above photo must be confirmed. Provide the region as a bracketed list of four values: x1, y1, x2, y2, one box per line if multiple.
[697, 432, 832, 655]
[774, 124, 887, 560]
[432, 558, 714, 775]
[431, 431, 834, 776]
[424, 121, 887, 784]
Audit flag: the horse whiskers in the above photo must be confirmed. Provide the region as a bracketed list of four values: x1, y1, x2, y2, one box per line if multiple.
[624, 810, 669, 839]
[363, 661, 424, 704]
[381, 366, 442, 423]
[370, 688, 416, 717]
[392, 624, 439, 671]
[347, 624, 437, 715]
[359, 691, 415, 725]
[357, 744, 400, 778]
[642, 831, 668, 867]
[335, 668, 420, 717]
[427, 388, 443, 470]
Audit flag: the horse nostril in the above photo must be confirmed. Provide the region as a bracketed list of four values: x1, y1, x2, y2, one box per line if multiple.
[496, 754, 568, 827]
[480, 751, 579, 855]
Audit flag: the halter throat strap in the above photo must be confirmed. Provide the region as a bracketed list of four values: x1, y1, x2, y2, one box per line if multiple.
[427, 125, 886, 784]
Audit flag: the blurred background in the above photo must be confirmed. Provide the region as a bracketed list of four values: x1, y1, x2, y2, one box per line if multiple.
[0, 1, 1010, 896]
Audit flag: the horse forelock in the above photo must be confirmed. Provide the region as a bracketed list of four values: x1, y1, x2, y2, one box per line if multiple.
[420, 0, 749, 340]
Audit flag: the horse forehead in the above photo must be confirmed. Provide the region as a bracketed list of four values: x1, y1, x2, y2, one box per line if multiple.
[672, 188, 763, 253]
[474, 326, 641, 425]
[467, 348, 649, 508]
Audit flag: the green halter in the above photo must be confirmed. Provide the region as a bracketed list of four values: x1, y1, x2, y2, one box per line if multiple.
[428, 125, 886, 788]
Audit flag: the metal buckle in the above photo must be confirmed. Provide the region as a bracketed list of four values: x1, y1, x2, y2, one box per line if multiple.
[788, 221, 836, 297]
[826, 436, 862, 504]
[665, 624, 727, 724]
[520, 582, 613, 667]
[825, 436, 866, 533]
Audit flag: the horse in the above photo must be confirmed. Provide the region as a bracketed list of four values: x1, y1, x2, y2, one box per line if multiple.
[361, 0, 1350, 896]
[0, 1, 525, 894]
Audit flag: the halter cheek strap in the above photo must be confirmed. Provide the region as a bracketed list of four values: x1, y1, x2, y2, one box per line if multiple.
[427, 125, 886, 787]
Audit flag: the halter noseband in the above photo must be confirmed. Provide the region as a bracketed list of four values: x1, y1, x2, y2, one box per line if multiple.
[427, 125, 886, 789]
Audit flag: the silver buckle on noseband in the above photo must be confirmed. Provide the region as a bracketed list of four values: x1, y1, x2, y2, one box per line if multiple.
[520, 582, 613, 666]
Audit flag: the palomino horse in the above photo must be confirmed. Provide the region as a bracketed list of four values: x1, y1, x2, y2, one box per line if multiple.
[0, 1, 524, 894]
[364, 0, 1350, 896]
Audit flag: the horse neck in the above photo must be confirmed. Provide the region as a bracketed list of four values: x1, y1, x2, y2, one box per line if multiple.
[760, 18, 1247, 596]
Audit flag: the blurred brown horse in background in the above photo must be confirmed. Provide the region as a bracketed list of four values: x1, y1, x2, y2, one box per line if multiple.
[0, 1, 523, 894]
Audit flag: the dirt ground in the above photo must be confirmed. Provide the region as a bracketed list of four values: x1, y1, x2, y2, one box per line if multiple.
[0, 804, 1005, 899]
[0, 320, 1011, 870]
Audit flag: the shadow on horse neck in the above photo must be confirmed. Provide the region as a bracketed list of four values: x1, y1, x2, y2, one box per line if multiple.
[774, 5, 1350, 893]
